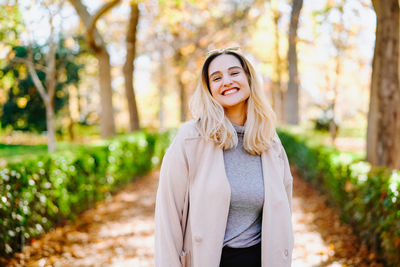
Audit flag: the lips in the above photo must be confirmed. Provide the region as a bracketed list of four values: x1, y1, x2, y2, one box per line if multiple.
[222, 87, 239, 96]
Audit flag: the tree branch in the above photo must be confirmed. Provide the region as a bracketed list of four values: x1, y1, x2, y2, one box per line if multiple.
[90, 0, 121, 33]
[12, 57, 50, 73]
[87, 0, 121, 50]
[22, 49, 49, 104]
[69, 0, 120, 52]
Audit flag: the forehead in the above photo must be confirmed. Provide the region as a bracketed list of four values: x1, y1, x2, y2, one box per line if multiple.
[208, 54, 242, 75]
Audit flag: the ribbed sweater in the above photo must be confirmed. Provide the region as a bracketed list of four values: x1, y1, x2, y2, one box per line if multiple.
[222, 123, 264, 248]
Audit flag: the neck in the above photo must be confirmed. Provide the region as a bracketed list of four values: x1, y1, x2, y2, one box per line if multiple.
[225, 103, 247, 126]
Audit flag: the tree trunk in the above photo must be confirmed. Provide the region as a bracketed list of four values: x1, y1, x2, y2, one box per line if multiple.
[68, 118, 75, 141]
[158, 50, 166, 130]
[174, 49, 187, 122]
[68, 0, 118, 138]
[179, 78, 186, 122]
[46, 42, 57, 152]
[97, 48, 116, 138]
[272, 6, 284, 123]
[123, 2, 140, 131]
[330, 50, 341, 145]
[366, 9, 381, 165]
[367, 0, 400, 169]
[45, 102, 56, 152]
[286, 0, 303, 125]
[159, 84, 165, 130]
[24, 42, 57, 152]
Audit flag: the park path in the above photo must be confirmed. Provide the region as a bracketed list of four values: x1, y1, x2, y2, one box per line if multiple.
[4, 169, 383, 267]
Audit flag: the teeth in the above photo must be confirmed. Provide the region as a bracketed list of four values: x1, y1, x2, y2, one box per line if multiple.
[223, 89, 238, 95]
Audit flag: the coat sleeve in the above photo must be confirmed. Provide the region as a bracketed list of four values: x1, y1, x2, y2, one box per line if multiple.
[154, 131, 189, 267]
[281, 144, 293, 213]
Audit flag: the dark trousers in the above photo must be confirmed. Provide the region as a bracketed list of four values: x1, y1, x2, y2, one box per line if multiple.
[219, 242, 261, 267]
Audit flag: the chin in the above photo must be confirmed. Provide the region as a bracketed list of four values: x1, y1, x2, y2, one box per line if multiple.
[222, 101, 247, 108]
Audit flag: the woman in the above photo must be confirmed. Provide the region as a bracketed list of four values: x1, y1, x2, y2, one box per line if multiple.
[154, 47, 293, 267]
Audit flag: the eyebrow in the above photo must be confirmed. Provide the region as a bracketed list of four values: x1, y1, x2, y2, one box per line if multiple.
[209, 66, 242, 78]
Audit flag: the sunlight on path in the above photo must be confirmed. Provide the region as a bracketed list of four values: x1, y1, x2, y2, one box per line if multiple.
[292, 177, 343, 267]
[291, 169, 382, 267]
[7, 169, 383, 267]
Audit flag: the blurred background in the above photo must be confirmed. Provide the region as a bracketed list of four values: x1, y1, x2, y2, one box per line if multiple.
[0, 0, 376, 151]
[1, 0, 400, 266]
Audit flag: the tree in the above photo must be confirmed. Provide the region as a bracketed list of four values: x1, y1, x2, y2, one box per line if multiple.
[152, 0, 264, 122]
[2, 41, 81, 134]
[173, 45, 187, 122]
[311, 0, 361, 144]
[68, 0, 120, 138]
[123, 1, 140, 131]
[327, 0, 347, 143]
[286, 0, 303, 125]
[158, 48, 167, 130]
[5, 1, 67, 152]
[366, 0, 400, 169]
[267, 0, 287, 123]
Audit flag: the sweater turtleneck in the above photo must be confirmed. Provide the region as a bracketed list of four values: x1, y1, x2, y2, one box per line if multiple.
[232, 123, 245, 135]
[222, 122, 264, 248]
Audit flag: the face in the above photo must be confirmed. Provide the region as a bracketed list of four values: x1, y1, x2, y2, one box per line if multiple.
[208, 54, 251, 112]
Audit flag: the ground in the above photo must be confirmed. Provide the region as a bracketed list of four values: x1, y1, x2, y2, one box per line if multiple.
[3, 169, 383, 267]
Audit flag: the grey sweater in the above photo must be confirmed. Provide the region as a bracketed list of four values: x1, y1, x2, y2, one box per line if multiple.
[222, 124, 264, 248]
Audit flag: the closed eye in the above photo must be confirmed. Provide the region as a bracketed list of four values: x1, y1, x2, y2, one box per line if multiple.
[212, 76, 221, 81]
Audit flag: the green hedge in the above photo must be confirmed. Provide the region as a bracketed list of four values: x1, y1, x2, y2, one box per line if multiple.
[278, 130, 400, 266]
[0, 130, 172, 257]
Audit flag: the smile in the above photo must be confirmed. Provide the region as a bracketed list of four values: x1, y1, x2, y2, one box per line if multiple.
[222, 88, 239, 95]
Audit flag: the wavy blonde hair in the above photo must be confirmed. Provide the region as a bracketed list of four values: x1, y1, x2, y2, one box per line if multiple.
[189, 50, 277, 155]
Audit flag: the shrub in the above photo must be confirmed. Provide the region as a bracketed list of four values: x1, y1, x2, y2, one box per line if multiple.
[278, 130, 400, 266]
[0, 130, 172, 257]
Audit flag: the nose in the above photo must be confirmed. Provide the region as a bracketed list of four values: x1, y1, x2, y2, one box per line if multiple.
[223, 75, 233, 87]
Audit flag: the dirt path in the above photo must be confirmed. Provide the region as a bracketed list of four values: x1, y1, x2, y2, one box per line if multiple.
[291, 168, 382, 267]
[4, 169, 383, 267]
[5, 171, 160, 267]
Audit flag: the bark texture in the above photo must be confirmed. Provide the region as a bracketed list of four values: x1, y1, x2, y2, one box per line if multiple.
[123, 2, 140, 131]
[367, 0, 400, 169]
[286, 0, 303, 125]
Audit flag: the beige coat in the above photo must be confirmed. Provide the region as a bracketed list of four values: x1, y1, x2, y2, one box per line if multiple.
[154, 120, 294, 267]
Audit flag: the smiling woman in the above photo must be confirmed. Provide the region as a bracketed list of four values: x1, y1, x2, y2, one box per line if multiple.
[192, 49, 277, 155]
[154, 48, 293, 267]
[207, 55, 251, 125]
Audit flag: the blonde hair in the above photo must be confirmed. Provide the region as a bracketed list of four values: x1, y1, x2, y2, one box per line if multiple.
[189, 50, 277, 155]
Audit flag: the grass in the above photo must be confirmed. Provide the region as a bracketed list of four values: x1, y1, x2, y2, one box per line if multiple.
[0, 123, 148, 161]
[0, 122, 367, 161]
[0, 142, 87, 162]
[0, 124, 101, 160]
[0, 143, 48, 158]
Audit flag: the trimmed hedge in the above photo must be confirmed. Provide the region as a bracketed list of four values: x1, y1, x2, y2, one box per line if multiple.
[278, 130, 400, 266]
[0, 130, 172, 257]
